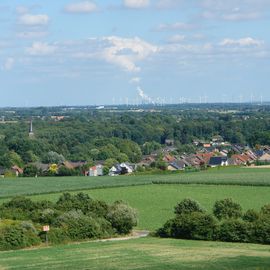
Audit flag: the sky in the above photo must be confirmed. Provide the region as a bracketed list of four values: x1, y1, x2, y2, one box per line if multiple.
[0, 0, 270, 106]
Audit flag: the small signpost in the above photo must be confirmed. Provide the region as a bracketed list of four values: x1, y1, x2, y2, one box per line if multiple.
[43, 225, 50, 245]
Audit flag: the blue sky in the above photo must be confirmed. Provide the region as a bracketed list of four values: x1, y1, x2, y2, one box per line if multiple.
[0, 0, 270, 106]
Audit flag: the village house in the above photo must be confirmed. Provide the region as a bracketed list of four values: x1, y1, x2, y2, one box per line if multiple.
[209, 156, 229, 167]
[167, 160, 186, 171]
[258, 153, 270, 163]
[109, 163, 134, 176]
[87, 165, 103, 177]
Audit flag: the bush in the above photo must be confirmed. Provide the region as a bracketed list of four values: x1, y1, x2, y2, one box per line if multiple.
[165, 212, 217, 240]
[107, 202, 137, 234]
[23, 165, 38, 177]
[213, 198, 242, 220]
[251, 216, 270, 244]
[261, 204, 270, 216]
[40, 228, 70, 244]
[0, 222, 40, 250]
[56, 192, 108, 217]
[55, 210, 111, 240]
[243, 209, 260, 223]
[217, 219, 250, 243]
[174, 198, 205, 216]
[57, 167, 76, 176]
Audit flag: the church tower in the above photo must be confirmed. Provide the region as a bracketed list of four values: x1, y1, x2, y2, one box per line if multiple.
[29, 118, 35, 138]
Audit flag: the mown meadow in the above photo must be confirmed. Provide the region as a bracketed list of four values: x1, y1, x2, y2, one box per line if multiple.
[0, 237, 270, 270]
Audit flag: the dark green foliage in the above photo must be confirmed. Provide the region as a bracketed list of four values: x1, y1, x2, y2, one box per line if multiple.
[55, 210, 112, 240]
[57, 166, 76, 176]
[42, 228, 70, 244]
[251, 216, 270, 244]
[261, 204, 270, 216]
[0, 222, 41, 251]
[217, 219, 250, 243]
[0, 192, 137, 250]
[158, 198, 270, 245]
[107, 202, 138, 234]
[170, 212, 217, 240]
[56, 192, 108, 217]
[23, 164, 38, 177]
[174, 198, 205, 216]
[213, 198, 242, 220]
[243, 209, 260, 222]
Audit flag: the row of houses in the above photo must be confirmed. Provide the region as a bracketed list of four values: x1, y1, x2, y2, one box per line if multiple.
[1, 141, 270, 177]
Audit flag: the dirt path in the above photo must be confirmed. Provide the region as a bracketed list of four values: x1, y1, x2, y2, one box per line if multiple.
[95, 230, 150, 243]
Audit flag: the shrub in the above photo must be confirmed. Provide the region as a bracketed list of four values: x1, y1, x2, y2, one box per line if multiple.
[23, 165, 38, 177]
[56, 193, 108, 217]
[213, 198, 242, 220]
[174, 198, 205, 216]
[217, 219, 250, 243]
[169, 212, 217, 240]
[251, 216, 270, 244]
[40, 228, 70, 244]
[32, 208, 60, 225]
[156, 219, 174, 238]
[107, 202, 137, 234]
[0, 222, 40, 250]
[57, 167, 76, 176]
[2, 196, 37, 212]
[261, 204, 270, 216]
[243, 209, 260, 223]
[55, 210, 109, 240]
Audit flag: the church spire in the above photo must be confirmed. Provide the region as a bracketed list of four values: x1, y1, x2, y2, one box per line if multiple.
[29, 118, 34, 138]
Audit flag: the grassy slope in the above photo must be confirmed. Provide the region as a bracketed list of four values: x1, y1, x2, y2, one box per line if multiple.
[24, 184, 270, 230]
[1, 237, 270, 270]
[1, 167, 270, 199]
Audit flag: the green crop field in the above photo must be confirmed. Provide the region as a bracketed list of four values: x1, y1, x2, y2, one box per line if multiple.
[0, 167, 270, 199]
[18, 184, 270, 230]
[1, 237, 270, 270]
[1, 168, 270, 270]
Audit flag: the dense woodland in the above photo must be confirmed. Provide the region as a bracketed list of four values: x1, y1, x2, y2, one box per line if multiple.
[1, 104, 270, 169]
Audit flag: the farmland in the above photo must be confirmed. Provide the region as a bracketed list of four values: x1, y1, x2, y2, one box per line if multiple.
[8, 183, 270, 230]
[1, 167, 270, 269]
[1, 237, 270, 270]
[1, 167, 270, 199]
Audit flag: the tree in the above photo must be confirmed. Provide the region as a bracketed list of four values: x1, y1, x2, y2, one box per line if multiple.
[49, 164, 58, 174]
[23, 165, 38, 177]
[43, 151, 65, 164]
[174, 198, 205, 216]
[213, 198, 242, 220]
[107, 202, 137, 234]
[170, 212, 217, 240]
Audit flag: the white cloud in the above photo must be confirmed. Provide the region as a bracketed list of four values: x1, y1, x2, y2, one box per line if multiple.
[222, 12, 260, 21]
[16, 6, 29, 14]
[101, 36, 158, 72]
[168, 35, 185, 43]
[2, 58, 15, 71]
[26, 42, 57, 56]
[220, 37, 264, 47]
[123, 0, 150, 9]
[19, 14, 49, 26]
[129, 77, 141, 84]
[65, 1, 97, 13]
[17, 31, 48, 39]
[156, 22, 197, 31]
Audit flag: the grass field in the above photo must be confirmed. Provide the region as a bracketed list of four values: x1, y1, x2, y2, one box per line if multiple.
[1, 168, 270, 269]
[1, 237, 270, 270]
[1, 167, 270, 199]
[19, 184, 270, 230]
